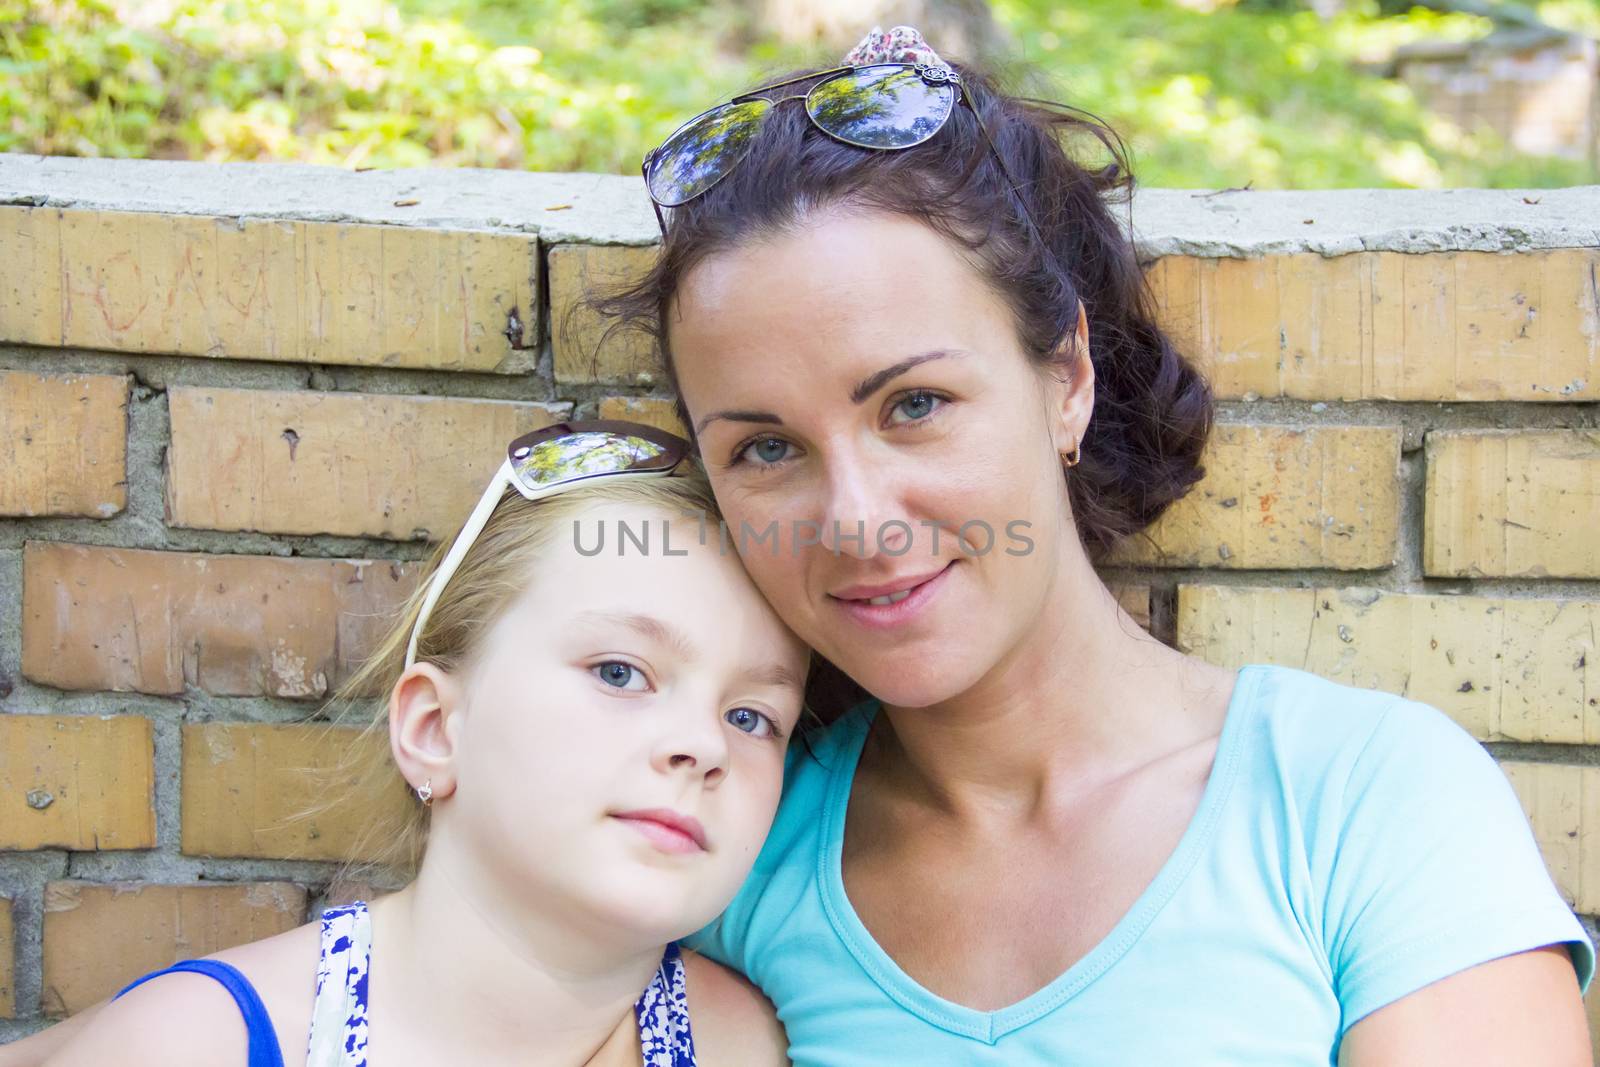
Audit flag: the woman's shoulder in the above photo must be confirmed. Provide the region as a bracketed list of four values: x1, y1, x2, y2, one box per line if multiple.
[1238, 662, 1476, 773]
[1232, 663, 1518, 833]
[43, 918, 322, 1067]
[771, 699, 876, 805]
[681, 949, 789, 1067]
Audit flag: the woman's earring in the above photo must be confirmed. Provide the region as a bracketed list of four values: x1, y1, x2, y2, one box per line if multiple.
[1062, 438, 1081, 469]
[416, 779, 433, 807]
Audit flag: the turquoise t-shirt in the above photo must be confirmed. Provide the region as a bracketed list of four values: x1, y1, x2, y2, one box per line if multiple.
[687, 663, 1593, 1065]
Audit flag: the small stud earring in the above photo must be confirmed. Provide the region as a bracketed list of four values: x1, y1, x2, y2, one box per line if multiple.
[416, 779, 433, 807]
[1062, 438, 1081, 469]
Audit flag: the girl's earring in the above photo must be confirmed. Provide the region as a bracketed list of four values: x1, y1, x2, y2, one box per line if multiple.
[416, 779, 434, 807]
[1062, 438, 1081, 469]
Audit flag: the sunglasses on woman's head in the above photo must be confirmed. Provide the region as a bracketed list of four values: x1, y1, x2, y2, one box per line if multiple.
[641, 62, 1043, 242]
[404, 420, 690, 669]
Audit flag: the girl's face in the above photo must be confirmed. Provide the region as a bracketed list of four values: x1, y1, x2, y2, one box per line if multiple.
[441, 501, 808, 947]
[668, 208, 1092, 709]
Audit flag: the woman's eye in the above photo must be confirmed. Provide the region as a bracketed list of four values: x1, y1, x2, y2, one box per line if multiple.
[593, 661, 648, 691]
[736, 436, 793, 466]
[889, 391, 943, 425]
[724, 707, 778, 738]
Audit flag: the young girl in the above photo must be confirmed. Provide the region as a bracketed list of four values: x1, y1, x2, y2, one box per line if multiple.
[34, 422, 806, 1067]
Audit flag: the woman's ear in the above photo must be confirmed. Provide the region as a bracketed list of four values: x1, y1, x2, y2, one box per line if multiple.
[389, 663, 466, 804]
[1047, 300, 1095, 458]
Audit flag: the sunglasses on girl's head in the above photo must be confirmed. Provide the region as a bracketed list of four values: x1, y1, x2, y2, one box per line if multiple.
[404, 420, 689, 669]
[641, 62, 1042, 241]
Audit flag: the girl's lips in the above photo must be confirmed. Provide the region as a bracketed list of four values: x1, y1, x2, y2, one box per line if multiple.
[828, 561, 955, 631]
[610, 810, 708, 855]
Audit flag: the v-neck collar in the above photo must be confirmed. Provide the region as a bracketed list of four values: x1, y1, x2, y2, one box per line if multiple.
[814, 665, 1261, 1044]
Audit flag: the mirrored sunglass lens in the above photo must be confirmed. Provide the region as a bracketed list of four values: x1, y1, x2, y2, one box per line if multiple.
[510, 431, 672, 488]
[807, 65, 955, 149]
[647, 99, 771, 207]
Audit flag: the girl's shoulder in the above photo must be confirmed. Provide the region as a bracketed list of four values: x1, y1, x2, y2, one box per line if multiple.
[43, 917, 323, 1067]
[680, 949, 788, 1067]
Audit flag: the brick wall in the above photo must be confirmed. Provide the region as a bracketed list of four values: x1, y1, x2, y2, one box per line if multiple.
[0, 157, 1596, 1049]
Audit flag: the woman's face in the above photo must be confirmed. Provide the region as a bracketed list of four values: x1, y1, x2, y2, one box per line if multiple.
[669, 208, 1092, 709]
[442, 501, 808, 946]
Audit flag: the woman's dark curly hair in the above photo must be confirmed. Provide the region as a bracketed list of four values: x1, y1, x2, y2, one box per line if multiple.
[590, 60, 1212, 562]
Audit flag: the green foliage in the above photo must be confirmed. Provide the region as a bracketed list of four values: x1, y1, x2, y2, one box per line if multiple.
[992, 0, 1597, 187]
[0, 0, 760, 171]
[2, 0, 1595, 187]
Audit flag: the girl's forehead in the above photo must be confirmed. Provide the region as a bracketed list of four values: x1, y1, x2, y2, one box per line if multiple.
[520, 509, 767, 615]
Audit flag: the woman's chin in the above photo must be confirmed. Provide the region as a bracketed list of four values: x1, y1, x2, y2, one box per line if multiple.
[850, 656, 984, 711]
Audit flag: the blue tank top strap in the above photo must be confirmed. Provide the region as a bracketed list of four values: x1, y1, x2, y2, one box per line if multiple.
[634, 940, 698, 1067]
[114, 958, 285, 1067]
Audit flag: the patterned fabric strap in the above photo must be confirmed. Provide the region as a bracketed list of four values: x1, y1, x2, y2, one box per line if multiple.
[635, 941, 698, 1066]
[306, 902, 373, 1067]
[304, 901, 694, 1066]
[843, 25, 947, 68]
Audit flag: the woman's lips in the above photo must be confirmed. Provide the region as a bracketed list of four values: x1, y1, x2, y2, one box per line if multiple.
[609, 809, 708, 855]
[828, 561, 955, 630]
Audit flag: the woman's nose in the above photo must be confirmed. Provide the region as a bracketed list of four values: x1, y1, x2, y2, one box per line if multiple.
[819, 458, 910, 559]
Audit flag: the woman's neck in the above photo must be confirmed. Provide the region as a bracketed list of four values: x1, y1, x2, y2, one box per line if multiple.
[367, 850, 663, 1066]
[875, 546, 1234, 819]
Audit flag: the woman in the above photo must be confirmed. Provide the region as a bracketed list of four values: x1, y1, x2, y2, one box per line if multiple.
[603, 25, 1594, 1066]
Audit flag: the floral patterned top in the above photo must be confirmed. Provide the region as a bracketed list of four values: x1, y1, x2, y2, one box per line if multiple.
[306, 902, 698, 1066]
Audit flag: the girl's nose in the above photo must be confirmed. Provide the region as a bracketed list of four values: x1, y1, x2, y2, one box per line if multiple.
[655, 710, 729, 786]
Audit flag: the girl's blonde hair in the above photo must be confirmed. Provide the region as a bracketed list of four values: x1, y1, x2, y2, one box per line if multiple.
[324, 464, 722, 885]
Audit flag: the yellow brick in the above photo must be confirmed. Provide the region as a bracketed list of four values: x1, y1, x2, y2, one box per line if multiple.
[0, 370, 129, 517]
[1113, 424, 1400, 569]
[180, 723, 410, 861]
[40, 881, 304, 1016]
[1501, 762, 1600, 915]
[597, 396, 688, 438]
[0, 896, 13, 1018]
[549, 244, 661, 384]
[1589, 984, 1600, 1067]
[22, 542, 420, 698]
[0, 207, 537, 372]
[1112, 583, 1152, 632]
[1424, 430, 1600, 579]
[0, 715, 155, 851]
[165, 386, 564, 538]
[0, 204, 64, 347]
[1145, 249, 1600, 402]
[1177, 585, 1600, 743]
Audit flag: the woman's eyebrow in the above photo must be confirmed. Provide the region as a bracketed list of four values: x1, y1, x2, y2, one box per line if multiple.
[694, 350, 967, 435]
[849, 349, 965, 404]
[694, 409, 783, 436]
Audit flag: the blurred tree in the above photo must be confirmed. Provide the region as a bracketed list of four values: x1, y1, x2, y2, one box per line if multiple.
[1, 0, 1592, 187]
[750, 0, 1011, 65]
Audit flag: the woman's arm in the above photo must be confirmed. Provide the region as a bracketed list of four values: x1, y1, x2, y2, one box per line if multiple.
[682, 950, 790, 1067]
[1340, 946, 1590, 1067]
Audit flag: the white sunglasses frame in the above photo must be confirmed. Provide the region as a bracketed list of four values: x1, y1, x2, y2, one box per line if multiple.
[403, 425, 687, 669]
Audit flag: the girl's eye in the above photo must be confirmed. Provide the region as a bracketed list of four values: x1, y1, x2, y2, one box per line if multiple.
[736, 436, 793, 467]
[724, 707, 779, 739]
[593, 661, 648, 692]
[889, 391, 944, 425]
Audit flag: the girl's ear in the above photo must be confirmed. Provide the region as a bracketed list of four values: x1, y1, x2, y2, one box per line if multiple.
[389, 663, 466, 803]
[1046, 300, 1096, 459]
